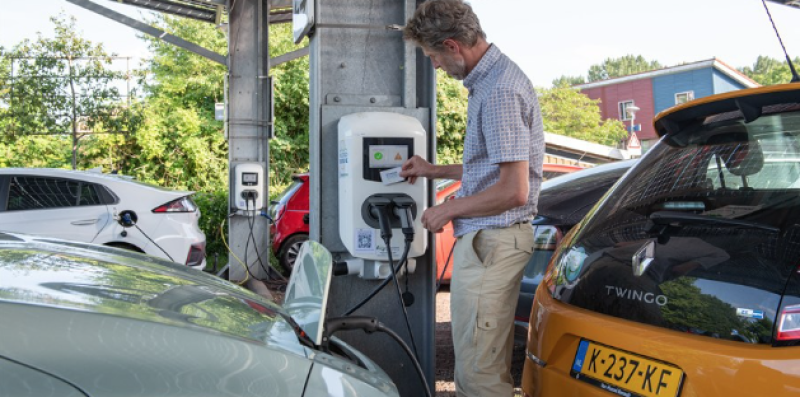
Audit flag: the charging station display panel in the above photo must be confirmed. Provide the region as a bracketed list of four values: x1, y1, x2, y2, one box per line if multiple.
[241, 172, 258, 186]
[362, 138, 413, 182]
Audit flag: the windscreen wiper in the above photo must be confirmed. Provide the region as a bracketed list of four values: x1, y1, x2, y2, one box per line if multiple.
[648, 211, 779, 232]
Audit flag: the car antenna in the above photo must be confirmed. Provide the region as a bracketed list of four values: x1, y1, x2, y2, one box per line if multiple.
[762, 0, 800, 83]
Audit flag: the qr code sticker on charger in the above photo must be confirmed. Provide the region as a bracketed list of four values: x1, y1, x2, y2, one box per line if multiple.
[355, 228, 375, 252]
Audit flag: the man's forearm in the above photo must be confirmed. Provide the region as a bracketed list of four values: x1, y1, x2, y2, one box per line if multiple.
[446, 179, 525, 218]
[440, 161, 529, 219]
[431, 164, 463, 180]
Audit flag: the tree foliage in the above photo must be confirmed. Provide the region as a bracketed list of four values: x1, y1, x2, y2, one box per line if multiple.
[739, 55, 800, 86]
[552, 75, 586, 88]
[267, 25, 311, 197]
[538, 86, 628, 146]
[127, 14, 229, 191]
[436, 70, 467, 165]
[0, 14, 130, 169]
[588, 55, 662, 82]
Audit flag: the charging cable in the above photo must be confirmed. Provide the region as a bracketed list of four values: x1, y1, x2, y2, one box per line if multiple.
[393, 198, 417, 306]
[322, 316, 433, 397]
[342, 243, 410, 315]
[115, 210, 175, 262]
[367, 200, 419, 359]
[242, 194, 287, 283]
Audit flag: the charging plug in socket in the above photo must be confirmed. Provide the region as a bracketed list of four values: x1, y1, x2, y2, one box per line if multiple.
[391, 196, 416, 238]
[241, 190, 258, 202]
[367, 197, 394, 241]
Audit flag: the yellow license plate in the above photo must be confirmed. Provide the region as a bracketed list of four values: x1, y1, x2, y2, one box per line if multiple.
[571, 340, 684, 397]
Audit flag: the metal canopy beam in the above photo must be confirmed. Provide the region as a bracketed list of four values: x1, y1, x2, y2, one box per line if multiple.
[767, 0, 800, 9]
[67, 0, 228, 65]
[270, 46, 309, 67]
[110, 0, 219, 23]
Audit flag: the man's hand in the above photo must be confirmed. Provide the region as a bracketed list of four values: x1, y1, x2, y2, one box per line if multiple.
[421, 201, 455, 233]
[400, 155, 433, 184]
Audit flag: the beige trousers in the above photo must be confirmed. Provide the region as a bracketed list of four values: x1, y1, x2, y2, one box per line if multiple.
[450, 223, 534, 397]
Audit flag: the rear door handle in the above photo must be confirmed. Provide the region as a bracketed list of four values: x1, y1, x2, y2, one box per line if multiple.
[71, 219, 99, 226]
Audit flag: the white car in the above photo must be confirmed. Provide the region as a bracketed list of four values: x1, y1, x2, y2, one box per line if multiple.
[0, 168, 206, 268]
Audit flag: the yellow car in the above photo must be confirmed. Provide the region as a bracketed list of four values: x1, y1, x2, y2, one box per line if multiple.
[522, 83, 800, 397]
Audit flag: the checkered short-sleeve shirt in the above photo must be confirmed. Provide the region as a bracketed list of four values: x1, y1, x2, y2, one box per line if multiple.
[453, 45, 544, 237]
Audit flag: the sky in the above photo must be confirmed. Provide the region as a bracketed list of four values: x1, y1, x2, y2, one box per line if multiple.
[1, 0, 799, 87]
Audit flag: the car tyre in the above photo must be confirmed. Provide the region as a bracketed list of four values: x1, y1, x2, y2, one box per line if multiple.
[279, 234, 308, 276]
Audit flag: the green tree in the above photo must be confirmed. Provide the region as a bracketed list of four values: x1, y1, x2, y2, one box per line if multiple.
[739, 55, 800, 86]
[0, 46, 13, 134]
[588, 55, 662, 82]
[552, 75, 586, 88]
[436, 70, 467, 165]
[129, 14, 229, 191]
[538, 86, 628, 146]
[267, 25, 311, 197]
[1, 14, 130, 169]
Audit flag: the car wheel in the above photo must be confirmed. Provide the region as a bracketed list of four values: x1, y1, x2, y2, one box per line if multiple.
[279, 234, 308, 276]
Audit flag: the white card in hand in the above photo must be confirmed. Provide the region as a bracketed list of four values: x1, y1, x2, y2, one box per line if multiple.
[380, 167, 406, 185]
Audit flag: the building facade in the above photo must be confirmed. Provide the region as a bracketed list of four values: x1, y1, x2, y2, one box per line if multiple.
[575, 58, 759, 152]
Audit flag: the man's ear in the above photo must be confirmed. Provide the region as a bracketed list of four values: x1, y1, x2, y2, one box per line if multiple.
[442, 38, 460, 54]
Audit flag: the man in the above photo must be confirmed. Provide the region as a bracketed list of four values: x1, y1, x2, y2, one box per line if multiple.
[400, 1, 544, 396]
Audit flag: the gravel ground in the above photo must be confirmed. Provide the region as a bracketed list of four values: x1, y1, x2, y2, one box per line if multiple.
[435, 286, 526, 397]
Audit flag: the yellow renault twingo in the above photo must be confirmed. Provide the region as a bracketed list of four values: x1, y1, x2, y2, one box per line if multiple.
[523, 84, 800, 397]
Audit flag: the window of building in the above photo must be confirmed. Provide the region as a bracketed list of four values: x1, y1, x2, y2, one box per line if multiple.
[619, 100, 635, 121]
[675, 91, 695, 105]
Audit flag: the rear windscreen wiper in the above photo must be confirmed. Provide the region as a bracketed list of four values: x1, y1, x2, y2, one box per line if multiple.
[648, 211, 779, 232]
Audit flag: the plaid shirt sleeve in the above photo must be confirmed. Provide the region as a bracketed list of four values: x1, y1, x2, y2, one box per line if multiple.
[482, 84, 532, 165]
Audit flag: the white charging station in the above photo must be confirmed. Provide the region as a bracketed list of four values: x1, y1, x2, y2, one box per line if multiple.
[338, 112, 428, 279]
[234, 163, 265, 211]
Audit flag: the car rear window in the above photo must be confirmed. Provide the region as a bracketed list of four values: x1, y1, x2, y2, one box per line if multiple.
[548, 110, 800, 345]
[276, 179, 303, 205]
[7, 176, 105, 210]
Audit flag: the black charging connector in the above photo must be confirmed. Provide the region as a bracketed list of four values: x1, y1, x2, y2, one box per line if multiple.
[241, 190, 258, 202]
[391, 196, 416, 238]
[322, 316, 433, 397]
[367, 197, 394, 240]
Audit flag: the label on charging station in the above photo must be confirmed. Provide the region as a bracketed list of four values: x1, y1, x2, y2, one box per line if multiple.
[354, 228, 401, 257]
[354, 228, 376, 253]
[339, 142, 349, 178]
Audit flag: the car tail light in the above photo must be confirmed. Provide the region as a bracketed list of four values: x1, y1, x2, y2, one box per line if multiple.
[153, 196, 197, 213]
[777, 304, 800, 341]
[185, 242, 205, 267]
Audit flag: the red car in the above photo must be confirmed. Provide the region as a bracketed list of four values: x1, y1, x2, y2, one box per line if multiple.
[269, 174, 310, 275]
[270, 164, 583, 277]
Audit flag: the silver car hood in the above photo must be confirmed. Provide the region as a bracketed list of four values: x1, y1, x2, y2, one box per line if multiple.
[0, 233, 302, 350]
